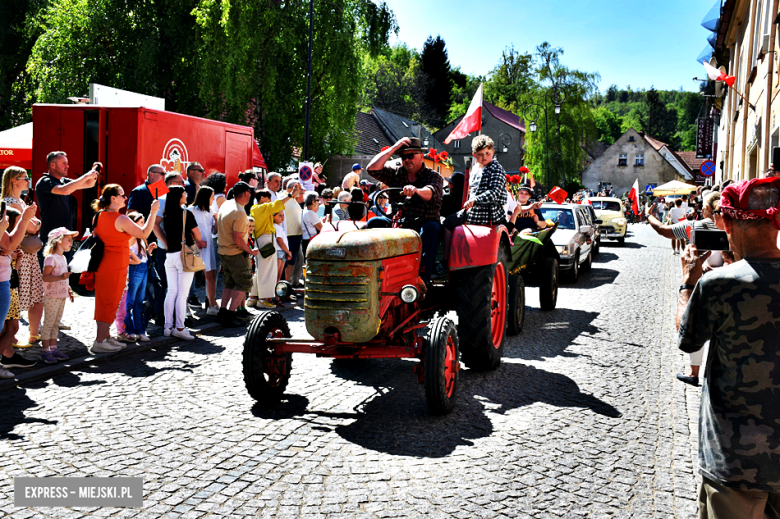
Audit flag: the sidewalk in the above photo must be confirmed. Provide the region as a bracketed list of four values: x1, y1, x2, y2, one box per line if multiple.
[0, 278, 300, 391]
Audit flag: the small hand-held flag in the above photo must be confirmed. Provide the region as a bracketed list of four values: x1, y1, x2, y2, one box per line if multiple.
[548, 187, 568, 205]
[627, 179, 640, 216]
[444, 84, 483, 144]
[148, 178, 169, 199]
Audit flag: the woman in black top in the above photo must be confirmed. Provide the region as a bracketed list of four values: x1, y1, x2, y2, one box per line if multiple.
[162, 186, 202, 340]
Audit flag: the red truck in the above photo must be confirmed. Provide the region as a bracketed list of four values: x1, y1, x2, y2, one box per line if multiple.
[31, 104, 266, 232]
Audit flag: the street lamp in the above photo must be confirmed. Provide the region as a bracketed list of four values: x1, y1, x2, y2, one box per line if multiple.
[497, 133, 511, 153]
[522, 74, 568, 189]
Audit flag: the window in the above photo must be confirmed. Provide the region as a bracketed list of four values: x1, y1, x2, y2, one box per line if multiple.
[635, 154, 644, 166]
[618, 154, 628, 166]
[628, 136, 635, 142]
[751, 1, 763, 69]
[453, 140, 461, 149]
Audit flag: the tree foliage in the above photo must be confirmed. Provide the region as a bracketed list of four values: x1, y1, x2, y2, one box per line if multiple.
[419, 35, 451, 127]
[194, 0, 396, 169]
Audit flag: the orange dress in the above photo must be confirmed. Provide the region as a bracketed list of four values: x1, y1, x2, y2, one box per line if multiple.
[94, 212, 130, 323]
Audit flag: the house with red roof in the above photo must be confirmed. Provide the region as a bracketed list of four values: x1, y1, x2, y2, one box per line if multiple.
[433, 102, 526, 172]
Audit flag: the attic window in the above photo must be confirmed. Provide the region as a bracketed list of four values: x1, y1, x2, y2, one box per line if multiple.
[402, 121, 409, 128]
[454, 140, 461, 149]
[372, 138, 379, 144]
[628, 136, 635, 142]
[618, 154, 628, 167]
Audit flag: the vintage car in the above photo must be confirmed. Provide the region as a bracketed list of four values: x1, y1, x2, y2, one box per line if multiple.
[587, 197, 627, 245]
[540, 203, 594, 282]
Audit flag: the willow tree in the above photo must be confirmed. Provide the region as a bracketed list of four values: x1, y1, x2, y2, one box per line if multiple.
[522, 43, 598, 190]
[193, 0, 396, 170]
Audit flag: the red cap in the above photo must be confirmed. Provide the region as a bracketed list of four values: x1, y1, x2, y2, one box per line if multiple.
[720, 177, 780, 230]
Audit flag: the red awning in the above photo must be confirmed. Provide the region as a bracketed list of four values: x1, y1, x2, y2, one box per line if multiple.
[0, 123, 33, 170]
[252, 140, 267, 170]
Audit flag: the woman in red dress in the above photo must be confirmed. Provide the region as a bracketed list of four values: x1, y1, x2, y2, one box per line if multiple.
[90, 184, 158, 353]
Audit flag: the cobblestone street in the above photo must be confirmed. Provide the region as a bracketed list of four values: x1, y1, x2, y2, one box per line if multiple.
[0, 224, 702, 518]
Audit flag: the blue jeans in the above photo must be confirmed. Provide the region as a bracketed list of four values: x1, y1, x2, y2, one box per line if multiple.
[0, 280, 10, 334]
[125, 262, 149, 335]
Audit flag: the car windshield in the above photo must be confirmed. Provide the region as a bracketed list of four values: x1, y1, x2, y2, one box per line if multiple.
[591, 200, 621, 211]
[541, 208, 575, 229]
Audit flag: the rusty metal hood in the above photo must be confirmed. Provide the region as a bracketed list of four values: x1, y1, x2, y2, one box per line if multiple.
[307, 229, 421, 262]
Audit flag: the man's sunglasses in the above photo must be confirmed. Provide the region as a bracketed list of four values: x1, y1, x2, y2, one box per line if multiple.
[400, 154, 419, 160]
[190, 168, 204, 173]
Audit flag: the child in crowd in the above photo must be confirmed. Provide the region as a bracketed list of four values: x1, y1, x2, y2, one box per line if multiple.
[249, 189, 288, 309]
[121, 211, 154, 342]
[40, 227, 77, 363]
[274, 211, 292, 284]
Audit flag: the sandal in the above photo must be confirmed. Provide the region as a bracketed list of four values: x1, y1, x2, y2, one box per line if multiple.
[27, 335, 41, 345]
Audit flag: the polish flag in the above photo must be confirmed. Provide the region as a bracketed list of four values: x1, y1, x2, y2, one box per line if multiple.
[627, 179, 640, 216]
[702, 61, 736, 88]
[444, 84, 483, 144]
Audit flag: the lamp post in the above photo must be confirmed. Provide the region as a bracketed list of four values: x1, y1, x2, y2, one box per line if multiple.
[522, 81, 567, 189]
[303, 0, 314, 162]
[497, 133, 511, 154]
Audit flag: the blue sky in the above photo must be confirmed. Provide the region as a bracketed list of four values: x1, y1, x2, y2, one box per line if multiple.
[388, 0, 718, 93]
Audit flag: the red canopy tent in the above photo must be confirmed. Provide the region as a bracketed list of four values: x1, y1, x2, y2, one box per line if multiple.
[0, 123, 33, 170]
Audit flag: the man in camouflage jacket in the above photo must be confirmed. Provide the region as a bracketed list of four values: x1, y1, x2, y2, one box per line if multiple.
[678, 177, 780, 517]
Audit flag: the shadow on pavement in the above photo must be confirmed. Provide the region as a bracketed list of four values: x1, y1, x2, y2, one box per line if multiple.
[593, 252, 618, 264]
[505, 308, 600, 360]
[563, 267, 619, 289]
[0, 388, 57, 440]
[252, 359, 619, 458]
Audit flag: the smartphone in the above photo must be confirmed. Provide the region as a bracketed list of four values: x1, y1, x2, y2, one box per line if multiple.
[0, 201, 6, 219]
[693, 229, 730, 251]
[773, 147, 780, 171]
[94, 164, 102, 173]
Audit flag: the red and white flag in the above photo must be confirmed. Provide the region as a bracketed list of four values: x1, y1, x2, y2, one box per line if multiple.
[627, 179, 640, 216]
[702, 61, 736, 88]
[444, 83, 483, 144]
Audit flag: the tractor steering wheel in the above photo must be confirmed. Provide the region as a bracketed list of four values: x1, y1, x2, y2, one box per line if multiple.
[370, 187, 408, 219]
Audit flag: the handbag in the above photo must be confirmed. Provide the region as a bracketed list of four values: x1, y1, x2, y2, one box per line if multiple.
[69, 212, 105, 274]
[181, 211, 205, 273]
[20, 236, 43, 255]
[258, 241, 276, 258]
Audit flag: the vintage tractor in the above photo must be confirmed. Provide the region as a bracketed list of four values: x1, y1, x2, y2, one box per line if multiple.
[243, 188, 559, 415]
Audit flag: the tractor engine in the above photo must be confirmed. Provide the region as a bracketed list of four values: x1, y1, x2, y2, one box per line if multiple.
[304, 229, 423, 343]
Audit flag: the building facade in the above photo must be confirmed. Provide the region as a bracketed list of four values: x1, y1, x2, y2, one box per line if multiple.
[712, 0, 779, 183]
[582, 129, 691, 195]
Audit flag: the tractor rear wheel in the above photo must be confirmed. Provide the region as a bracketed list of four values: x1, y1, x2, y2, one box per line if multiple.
[507, 274, 526, 335]
[242, 312, 292, 405]
[424, 317, 459, 415]
[456, 247, 508, 371]
[539, 257, 558, 311]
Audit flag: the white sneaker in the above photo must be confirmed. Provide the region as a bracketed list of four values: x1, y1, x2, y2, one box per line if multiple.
[0, 367, 14, 379]
[90, 340, 122, 354]
[137, 334, 150, 342]
[172, 328, 195, 341]
[108, 337, 127, 349]
[164, 327, 172, 337]
[206, 306, 219, 316]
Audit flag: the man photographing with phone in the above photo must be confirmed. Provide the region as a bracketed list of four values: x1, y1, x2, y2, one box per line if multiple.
[677, 177, 780, 517]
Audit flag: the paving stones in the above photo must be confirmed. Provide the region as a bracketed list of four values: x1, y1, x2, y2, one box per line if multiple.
[0, 225, 702, 517]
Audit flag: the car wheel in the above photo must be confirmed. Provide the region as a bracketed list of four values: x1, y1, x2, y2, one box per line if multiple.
[567, 251, 580, 283]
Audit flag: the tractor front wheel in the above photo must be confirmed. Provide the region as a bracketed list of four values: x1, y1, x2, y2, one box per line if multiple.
[456, 247, 508, 371]
[539, 257, 558, 311]
[424, 317, 460, 415]
[242, 312, 292, 405]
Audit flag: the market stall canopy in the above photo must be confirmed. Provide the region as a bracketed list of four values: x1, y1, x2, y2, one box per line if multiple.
[252, 140, 267, 170]
[652, 180, 697, 196]
[0, 123, 32, 170]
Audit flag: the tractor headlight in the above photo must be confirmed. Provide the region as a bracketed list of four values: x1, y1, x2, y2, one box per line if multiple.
[275, 281, 291, 298]
[400, 285, 419, 304]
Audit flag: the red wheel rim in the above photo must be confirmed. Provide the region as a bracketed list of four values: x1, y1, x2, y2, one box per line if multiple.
[490, 262, 506, 348]
[444, 334, 457, 398]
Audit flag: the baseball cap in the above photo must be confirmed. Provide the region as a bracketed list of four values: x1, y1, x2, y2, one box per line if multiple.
[352, 163, 362, 171]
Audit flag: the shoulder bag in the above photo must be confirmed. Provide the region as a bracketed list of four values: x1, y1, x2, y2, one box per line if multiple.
[69, 212, 105, 274]
[181, 211, 205, 272]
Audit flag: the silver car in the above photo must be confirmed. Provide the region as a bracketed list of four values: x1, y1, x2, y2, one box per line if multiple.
[540, 203, 594, 283]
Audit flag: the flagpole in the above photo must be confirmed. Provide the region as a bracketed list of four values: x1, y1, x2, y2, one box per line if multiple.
[730, 86, 756, 111]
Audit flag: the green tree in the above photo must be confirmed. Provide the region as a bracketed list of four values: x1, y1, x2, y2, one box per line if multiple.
[194, 0, 396, 169]
[483, 46, 534, 113]
[643, 87, 677, 146]
[0, 0, 47, 130]
[419, 35, 452, 128]
[522, 43, 598, 189]
[26, 0, 204, 117]
[592, 106, 622, 144]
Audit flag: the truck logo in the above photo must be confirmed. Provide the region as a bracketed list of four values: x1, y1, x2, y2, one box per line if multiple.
[160, 139, 189, 175]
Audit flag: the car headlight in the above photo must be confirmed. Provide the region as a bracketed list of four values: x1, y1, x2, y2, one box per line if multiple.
[556, 245, 567, 256]
[400, 285, 419, 304]
[275, 281, 291, 298]
[613, 218, 626, 226]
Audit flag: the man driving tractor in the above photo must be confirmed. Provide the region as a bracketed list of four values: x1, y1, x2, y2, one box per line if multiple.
[367, 137, 443, 284]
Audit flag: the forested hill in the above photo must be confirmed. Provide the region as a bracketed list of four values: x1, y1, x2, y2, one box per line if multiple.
[591, 85, 707, 151]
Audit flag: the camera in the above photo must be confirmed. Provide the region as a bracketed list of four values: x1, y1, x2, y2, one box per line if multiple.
[692, 229, 730, 251]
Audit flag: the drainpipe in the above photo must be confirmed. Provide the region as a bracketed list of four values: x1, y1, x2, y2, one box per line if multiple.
[764, 0, 779, 169]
